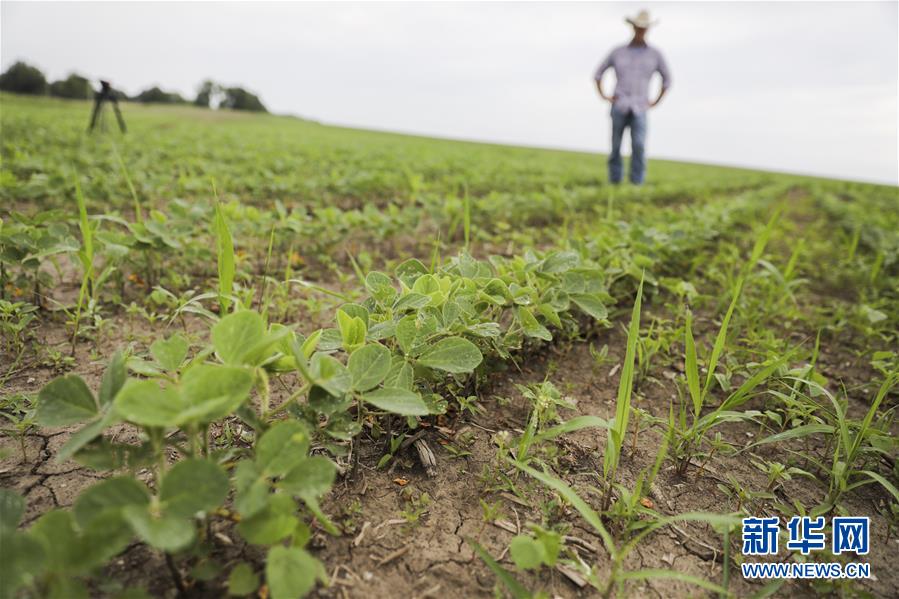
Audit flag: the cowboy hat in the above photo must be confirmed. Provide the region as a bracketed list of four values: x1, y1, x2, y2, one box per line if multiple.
[626, 10, 657, 29]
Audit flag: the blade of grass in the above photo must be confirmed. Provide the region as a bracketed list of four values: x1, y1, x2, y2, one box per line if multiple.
[509, 458, 615, 555]
[466, 538, 531, 599]
[684, 309, 701, 417]
[604, 272, 644, 482]
[212, 187, 235, 315]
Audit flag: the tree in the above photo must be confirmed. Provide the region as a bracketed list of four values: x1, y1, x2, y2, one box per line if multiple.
[49, 73, 92, 100]
[221, 87, 267, 112]
[0, 61, 48, 95]
[133, 86, 187, 104]
[194, 79, 222, 108]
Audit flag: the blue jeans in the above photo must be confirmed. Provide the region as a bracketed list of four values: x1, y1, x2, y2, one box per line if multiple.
[608, 106, 647, 185]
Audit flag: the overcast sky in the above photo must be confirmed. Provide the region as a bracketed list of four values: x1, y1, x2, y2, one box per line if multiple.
[2, 1, 897, 184]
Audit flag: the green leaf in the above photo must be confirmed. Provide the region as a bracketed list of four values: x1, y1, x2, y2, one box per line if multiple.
[177, 364, 254, 425]
[618, 569, 727, 595]
[511, 459, 615, 554]
[347, 343, 391, 391]
[279, 456, 337, 499]
[150, 334, 189, 372]
[0, 489, 24, 532]
[604, 274, 643, 481]
[467, 538, 530, 599]
[518, 307, 552, 341]
[215, 202, 235, 314]
[534, 415, 610, 442]
[213, 310, 265, 365]
[237, 494, 298, 545]
[56, 407, 121, 462]
[28, 510, 82, 573]
[255, 420, 311, 477]
[98, 352, 126, 407]
[308, 353, 352, 397]
[234, 461, 269, 518]
[122, 506, 195, 552]
[752, 423, 835, 447]
[266, 546, 325, 599]
[36, 375, 97, 426]
[160, 458, 229, 518]
[860, 470, 899, 503]
[417, 336, 483, 373]
[385, 358, 414, 390]
[228, 562, 260, 596]
[571, 293, 609, 321]
[73, 476, 150, 529]
[684, 310, 701, 417]
[114, 380, 183, 428]
[0, 530, 45, 598]
[362, 388, 429, 416]
[509, 535, 543, 570]
[395, 314, 418, 354]
[337, 309, 367, 352]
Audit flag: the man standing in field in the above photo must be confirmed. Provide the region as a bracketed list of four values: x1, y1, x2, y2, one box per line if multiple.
[595, 10, 671, 185]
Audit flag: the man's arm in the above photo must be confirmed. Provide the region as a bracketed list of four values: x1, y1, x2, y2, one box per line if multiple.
[650, 51, 671, 107]
[594, 52, 615, 102]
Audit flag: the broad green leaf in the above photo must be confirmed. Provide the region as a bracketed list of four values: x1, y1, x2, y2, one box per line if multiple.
[56, 407, 122, 462]
[385, 359, 414, 390]
[114, 380, 183, 428]
[279, 456, 337, 499]
[266, 546, 325, 599]
[237, 494, 298, 545]
[518, 307, 551, 341]
[0, 531, 45, 598]
[417, 336, 483, 373]
[347, 343, 391, 391]
[36, 375, 97, 426]
[234, 461, 269, 518]
[122, 506, 194, 552]
[98, 352, 126, 407]
[160, 458, 229, 518]
[255, 420, 311, 477]
[395, 314, 418, 354]
[337, 303, 369, 327]
[362, 388, 429, 416]
[78, 510, 138, 569]
[336, 309, 366, 352]
[73, 476, 150, 529]
[228, 562, 260, 596]
[571, 293, 609, 321]
[213, 310, 265, 365]
[28, 510, 82, 573]
[150, 334, 188, 372]
[309, 353, 352, 397]
[393, 292, 430, 312]
[178, 365, 254, 425]
[509, 535, 543, 570]
[0, 489, 24, 532]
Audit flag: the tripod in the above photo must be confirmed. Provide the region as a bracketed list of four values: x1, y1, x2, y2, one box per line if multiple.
[88, 80, 127, 133]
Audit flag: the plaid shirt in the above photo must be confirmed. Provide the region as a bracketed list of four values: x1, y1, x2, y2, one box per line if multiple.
[595, 43, 671, 114]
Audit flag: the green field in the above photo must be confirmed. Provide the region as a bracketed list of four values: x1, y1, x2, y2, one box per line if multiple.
[1, 93, 897, 598]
